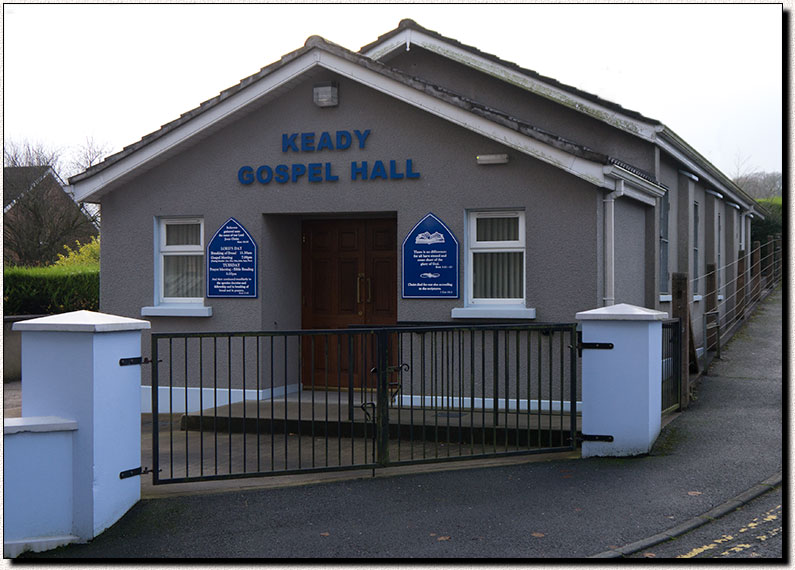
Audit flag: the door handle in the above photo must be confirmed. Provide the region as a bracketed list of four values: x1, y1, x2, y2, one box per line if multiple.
[356, 273, 364, 303]
[366, 277, 372, 303]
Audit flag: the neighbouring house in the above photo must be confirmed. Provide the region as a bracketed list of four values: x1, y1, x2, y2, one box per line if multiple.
[3, 166, 98, 267]
[67, 19, 764, 369]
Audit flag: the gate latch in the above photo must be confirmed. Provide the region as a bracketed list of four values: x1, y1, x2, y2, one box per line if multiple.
[119, 357, 155, 367]
[369, 363, 410, 375]
[360, 402, 376, 423]
[119, 466, 153, 480]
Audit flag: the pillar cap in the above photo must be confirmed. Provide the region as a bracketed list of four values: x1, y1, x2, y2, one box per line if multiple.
[12, 310, 151, 333]
[576, 303, 669, 321]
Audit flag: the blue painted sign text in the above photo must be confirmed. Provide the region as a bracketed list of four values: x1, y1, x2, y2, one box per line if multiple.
[207, 218, 258, 298]
[237, 129, 420, 186]
[402, 213, 459, 299]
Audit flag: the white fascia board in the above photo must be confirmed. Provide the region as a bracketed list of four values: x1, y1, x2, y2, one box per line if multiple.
[657, 137, 753, 210]
[71, 55, 321, 203]
[363, 30, 659, 141]
[320, 51, 607, 188]
[602, 164, 666, 206]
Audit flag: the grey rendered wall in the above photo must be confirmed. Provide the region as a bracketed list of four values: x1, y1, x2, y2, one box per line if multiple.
[613, 197, 647, 307]
[101, 72, 601, 337]
[384, 47, 657, 175]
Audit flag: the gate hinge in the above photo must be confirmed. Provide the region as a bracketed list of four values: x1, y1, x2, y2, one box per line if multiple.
[575, 332, 614, 357]
[578, 434, 614, 443]
[119, 357, 156, 367]
[119, 466, 153, 479]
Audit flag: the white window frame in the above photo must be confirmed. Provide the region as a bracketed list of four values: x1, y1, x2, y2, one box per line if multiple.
[467, 210, 526, 306]
[142, 217, 212, 317]
[452, 209, 535, 319]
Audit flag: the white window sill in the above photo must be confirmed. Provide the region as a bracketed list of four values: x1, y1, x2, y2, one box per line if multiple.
[659, 294, 672, 302]
[718, 294, 724, 301]
[141, 304, 213, 317]
[451, 306, 536, 319]
[692, 295, 703, 302]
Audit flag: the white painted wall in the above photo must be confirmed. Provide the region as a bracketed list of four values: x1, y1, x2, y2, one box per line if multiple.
[6, 311, 150, 556]
[140, 383, 300, 414]
[577, 303, 666, 457]
[3, 417, 78, 557]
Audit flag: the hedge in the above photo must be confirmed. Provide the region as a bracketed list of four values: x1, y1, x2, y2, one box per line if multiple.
[4, 265, 99, 315]
[751, 197, 783, 245]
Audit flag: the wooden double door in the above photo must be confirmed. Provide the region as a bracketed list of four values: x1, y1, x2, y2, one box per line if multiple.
[301, 218, 397, 388]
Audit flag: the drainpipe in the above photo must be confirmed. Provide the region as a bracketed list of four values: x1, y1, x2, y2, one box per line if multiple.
[603, 180, 624, 306]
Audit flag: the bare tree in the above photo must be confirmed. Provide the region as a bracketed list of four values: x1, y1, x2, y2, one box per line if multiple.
[67, 136, 112, 177]
[4, 137, 108, 265]
[4, 168, 98, 266]
[4, 139, 63, 172]
[733, 171, 782, 200]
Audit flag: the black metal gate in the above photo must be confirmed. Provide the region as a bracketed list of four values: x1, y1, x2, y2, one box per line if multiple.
[150, 323, 580, 484]
[661, 318, 682, 414]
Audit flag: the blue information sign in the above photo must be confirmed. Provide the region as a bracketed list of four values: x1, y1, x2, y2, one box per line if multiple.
[207, 218, 257, 298]
[402, 213, 459, 298]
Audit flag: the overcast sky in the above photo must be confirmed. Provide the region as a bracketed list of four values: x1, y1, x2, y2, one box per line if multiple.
[3, 4, 783, 178]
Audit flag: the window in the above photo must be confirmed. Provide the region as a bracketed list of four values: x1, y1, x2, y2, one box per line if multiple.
[468, 211, 525, 304]
[142, 217, 211, 317]
[160, 219, 204, 301]
[659, 191, 670, 294]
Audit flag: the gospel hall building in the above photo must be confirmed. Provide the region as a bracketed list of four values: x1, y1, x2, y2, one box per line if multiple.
[69, 19, 763, 359]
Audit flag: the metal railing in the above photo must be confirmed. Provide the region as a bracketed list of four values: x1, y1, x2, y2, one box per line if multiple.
[150, 323, 579, 484]
[661, 319, 682, 414]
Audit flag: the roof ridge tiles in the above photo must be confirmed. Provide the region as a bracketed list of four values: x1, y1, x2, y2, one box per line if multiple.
[360, 19, 659, 127]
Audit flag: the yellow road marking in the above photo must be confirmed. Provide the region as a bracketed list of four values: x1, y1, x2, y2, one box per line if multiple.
[676, 504, 781, 558]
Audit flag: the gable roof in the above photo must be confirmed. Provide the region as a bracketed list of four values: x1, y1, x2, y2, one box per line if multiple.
[360, 19, 761, 215]
[3, 166, 62, 212]
[361, 19, 660, 130]
[69, 32, 666, 206]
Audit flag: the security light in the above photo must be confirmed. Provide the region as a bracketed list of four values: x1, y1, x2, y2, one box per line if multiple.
[476, 154, 509, 165]
[313, 82, 338, 107]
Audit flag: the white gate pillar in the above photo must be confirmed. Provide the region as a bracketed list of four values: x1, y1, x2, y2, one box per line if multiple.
[576, 303, 667, 458]
[13, 311, 150, 540]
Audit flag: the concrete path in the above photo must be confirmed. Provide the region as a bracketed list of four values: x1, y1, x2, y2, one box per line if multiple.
[15, 287, 783, 559]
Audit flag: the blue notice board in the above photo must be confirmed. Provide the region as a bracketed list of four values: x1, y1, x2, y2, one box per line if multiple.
[207, 218, 257, 298]
[402, 213, 459, 298]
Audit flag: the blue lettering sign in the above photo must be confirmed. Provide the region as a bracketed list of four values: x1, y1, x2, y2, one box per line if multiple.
[308, 163, 322, 182]
[406, 159, 420, 179]
[402, 213, 459, 299]
[301, 132, 315, 152]
[256, 165, 272, 184]
[207, 218, 258, 298]
[354, 129, 371, 149]
[351, 161, 368, 181]
[325, 162, 339, 182]
[336, 130, 352, 150]
[274, 164, 289, 183]
[291, 163, 307, 182]
[282, 133, 299, 152]
[389, 160, 404, 180]
[238, 130, 422, 185]
[238, 166, 254, 185]
[317, 131, 334, 151]
[370, 160, 388, 180]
